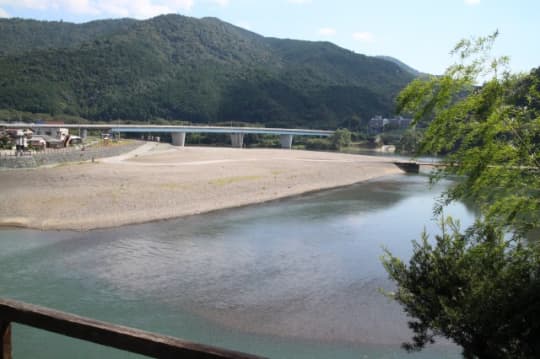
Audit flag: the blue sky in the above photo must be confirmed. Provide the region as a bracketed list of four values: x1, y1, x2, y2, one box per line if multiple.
[0, 0, 538, 75]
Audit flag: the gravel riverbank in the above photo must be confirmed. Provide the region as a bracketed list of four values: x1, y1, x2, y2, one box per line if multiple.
[0, 143, 403, 230]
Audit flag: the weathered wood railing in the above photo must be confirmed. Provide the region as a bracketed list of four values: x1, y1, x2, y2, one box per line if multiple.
[0, 298, 265, 359]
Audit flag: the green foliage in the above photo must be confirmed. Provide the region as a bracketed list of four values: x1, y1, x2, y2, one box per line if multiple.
[0, 109, 89, 123]
[382, 219, 540, 358]
[330, 128, 352, 150]
[0, 132, 12, 149]
[397, 128, 423, 154]
[303, 138, 333, 151]
[0, 15, 415, 128]
[377, 131, 404, 146]
[0, 18, 136, 55]
[383, 32, 540, 358]
[397, 32, 540, 234]
[376, 55, 423, 76]
[244, 134, 280, 148]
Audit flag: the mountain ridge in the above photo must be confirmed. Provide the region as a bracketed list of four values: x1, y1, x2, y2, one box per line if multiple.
[0, 14, 418, 129]
[375, 55, 423, 76]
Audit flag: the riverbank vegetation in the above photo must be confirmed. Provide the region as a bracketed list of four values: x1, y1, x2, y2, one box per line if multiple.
[382, 32, 540, 358]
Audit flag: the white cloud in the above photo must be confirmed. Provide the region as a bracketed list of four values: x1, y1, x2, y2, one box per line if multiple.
[0, 0, 48, 10]
[352, 31, 375, 43]
[0, 7, 9, 17]
[96, 1, 131, 17]
[128, 0, 177, 18]
[464, 0, 480, 5]
[64, 0, 100, 15]
[0, 0, 196, 19]
[318, 27, 336, 36]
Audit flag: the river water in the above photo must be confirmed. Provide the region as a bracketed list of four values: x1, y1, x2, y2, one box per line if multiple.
[0, 174, 475, 358]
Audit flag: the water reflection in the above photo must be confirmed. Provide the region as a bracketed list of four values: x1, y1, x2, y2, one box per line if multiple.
[0, 174, 474, 358]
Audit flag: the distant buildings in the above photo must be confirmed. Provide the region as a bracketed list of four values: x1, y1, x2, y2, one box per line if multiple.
[368, 115, 412, 133]
[34, 126, 69, 140]
[1, 123, 81, 151]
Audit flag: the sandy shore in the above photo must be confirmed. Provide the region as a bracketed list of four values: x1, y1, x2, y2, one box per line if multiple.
[0, 143, 403, 230]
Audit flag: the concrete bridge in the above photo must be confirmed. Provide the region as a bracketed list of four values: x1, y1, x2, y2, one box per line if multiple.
[0, 123, 334, 149]
[394, 161, 445, 173]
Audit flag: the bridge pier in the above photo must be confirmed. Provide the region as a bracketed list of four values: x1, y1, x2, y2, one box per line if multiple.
[171, 132, 186, 147]
[79, 128, 88, 140]
[279, 134, 294, 149]
[230, 133, 244, 148]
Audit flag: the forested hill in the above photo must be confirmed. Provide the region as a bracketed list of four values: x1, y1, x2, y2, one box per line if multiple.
[0, 15, 417, 128]
[0, 18, 137, 55]
[375, 56, 423, 77]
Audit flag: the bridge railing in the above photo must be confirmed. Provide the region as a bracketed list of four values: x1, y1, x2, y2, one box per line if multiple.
[0, 298, 265, 359]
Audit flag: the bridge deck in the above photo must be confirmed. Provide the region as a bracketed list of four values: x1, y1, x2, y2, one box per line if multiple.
[0, 123, 333, 137]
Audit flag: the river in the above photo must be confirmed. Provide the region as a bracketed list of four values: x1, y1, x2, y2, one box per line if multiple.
[0, 174, 475, 358]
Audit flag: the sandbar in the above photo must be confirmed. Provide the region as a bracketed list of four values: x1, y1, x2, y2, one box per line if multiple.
[0, 143, 403, 230]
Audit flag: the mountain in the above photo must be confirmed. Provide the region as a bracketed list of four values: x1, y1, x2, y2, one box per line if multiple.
[376, 56, 423, 77]
[0, 15, 417, 129]
[0, 18, 137, 55]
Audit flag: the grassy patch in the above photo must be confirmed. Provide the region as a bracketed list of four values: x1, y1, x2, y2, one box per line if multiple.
[159, 183, 192, 190]
[209, 175, 262, 186]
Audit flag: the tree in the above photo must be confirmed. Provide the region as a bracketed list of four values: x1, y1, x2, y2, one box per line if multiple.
[396, 31, 540, 234]
[382, 32, 540, 358]
[383, 219, 540, 358]
[331, 128, 352, 150]
[397, 128, 423, 154]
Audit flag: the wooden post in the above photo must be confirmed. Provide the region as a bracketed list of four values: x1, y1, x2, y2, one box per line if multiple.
[0, 320, 11, 359]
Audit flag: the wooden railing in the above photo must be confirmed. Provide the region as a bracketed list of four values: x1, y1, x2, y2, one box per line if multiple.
[0, 298, 265, 359]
